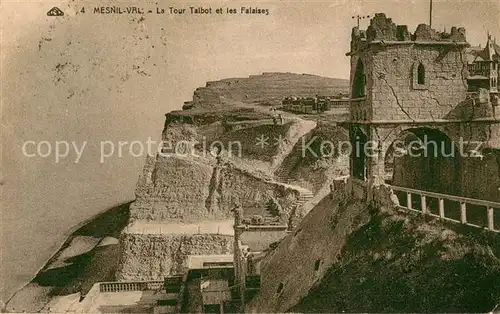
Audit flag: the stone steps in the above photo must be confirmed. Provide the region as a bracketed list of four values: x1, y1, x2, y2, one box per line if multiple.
[286, 187, 315, 229]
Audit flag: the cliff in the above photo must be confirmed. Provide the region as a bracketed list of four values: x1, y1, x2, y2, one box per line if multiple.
[111, 72, 352, 286]
[130, 154, 306, 223]
[184, 72, 348, 110]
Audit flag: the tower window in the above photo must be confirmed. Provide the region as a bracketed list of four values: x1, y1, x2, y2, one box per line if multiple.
[413, 61, 428, 90]
[417, 63, 425, 85]
[352, 59, 365, 98]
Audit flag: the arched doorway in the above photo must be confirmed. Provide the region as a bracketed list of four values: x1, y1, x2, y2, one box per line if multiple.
[351, 126, 368, 180]
[384, 130, 420, 184]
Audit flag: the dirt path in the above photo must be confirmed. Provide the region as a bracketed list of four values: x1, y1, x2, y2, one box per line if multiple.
[270, 118, 317, 171]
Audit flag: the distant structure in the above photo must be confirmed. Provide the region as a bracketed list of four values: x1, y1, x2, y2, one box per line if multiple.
[466, 34, 500, 93]
[344, 13, 500, 203]
[281, 94, 349, 114]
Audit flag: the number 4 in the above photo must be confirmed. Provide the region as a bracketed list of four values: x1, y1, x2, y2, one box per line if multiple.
[80, 7, 85, 13]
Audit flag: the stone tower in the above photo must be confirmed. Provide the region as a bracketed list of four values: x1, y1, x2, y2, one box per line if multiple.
[345, 13, 500, 200]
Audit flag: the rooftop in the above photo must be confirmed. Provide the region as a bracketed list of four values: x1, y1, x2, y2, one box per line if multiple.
[187, 254, 234, 269]
[465, 35, 500, 63]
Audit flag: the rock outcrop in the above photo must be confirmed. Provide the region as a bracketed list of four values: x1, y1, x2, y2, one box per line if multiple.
[131, 154, 305, 222]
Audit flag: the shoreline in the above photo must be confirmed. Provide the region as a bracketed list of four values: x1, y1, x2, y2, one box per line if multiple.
[4, 200, 134, 309]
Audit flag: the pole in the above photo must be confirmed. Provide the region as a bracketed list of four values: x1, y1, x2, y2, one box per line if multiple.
[352, 15, 370, 28]
[429, 0, 433, 28]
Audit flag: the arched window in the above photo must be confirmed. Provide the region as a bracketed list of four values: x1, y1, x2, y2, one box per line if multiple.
[417, 63, 425, 85]
[352, 59, 365, 98]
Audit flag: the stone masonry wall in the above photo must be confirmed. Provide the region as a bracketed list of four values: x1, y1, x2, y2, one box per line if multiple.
[393, 149, 500, 202]
[370, 45, 468, 121]
[116, 232, 233, 281]
[348, 13, 475, 122]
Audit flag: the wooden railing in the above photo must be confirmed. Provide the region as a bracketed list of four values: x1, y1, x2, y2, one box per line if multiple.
[387, 185, 500, 232]
[467, 64, 490, 77]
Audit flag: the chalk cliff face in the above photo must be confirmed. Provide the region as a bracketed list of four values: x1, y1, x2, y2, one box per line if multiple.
[130, 154, 303, 222]
[117, 72, 350, 283]
[128, 73, 352, 223]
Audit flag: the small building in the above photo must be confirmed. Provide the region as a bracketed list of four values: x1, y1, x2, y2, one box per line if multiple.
[281, 95, 349, 114]
[466, 34, 500, 92]
[183, 259, 235, 314]
[231, 207, 290, 312]
[329, 97, 350, 106]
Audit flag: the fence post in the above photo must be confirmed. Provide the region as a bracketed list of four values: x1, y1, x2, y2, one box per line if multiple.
[421, 195, 427, 214]
[407, 192, 412, 210]
[460, 202, 467, 224]
[488, 207, 494, 231]
[438, 198, 445, 218]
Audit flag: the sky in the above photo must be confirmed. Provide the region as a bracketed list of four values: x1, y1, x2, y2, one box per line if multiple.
[1, 0, 499, 304]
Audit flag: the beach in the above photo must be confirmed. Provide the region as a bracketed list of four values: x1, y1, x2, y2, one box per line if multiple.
[3, 201, 132, 311]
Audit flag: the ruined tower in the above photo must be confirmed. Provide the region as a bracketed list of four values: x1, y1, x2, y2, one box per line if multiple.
[346, 13, 500, 201]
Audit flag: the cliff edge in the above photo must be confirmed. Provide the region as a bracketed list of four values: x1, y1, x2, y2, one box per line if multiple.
[184, 72, 348, 110]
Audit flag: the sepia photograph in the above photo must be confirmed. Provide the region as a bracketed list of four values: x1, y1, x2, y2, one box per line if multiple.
[1, 0, 500, 312]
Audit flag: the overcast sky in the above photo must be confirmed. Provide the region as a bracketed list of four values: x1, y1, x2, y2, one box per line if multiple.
[1, 0, 499, 303]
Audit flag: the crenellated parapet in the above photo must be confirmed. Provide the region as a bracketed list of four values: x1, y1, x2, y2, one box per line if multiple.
[349, 13, 468, 55]
[365, 13, 398, 42]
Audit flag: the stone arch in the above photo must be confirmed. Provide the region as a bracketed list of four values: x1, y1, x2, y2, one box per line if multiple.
[381, 124, 460, 155]
[352, 58, 365, 98]
[384, 126, 461, 195]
